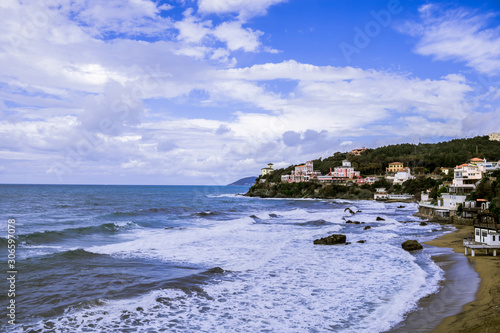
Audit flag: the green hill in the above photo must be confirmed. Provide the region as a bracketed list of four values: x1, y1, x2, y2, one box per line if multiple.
[246, 135, 500, 199]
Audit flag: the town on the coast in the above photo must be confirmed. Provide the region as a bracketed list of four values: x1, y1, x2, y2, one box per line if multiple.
[249, 133, 500, 255]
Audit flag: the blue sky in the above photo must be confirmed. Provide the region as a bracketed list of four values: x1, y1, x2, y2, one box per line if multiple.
[0, 0, 499, 185]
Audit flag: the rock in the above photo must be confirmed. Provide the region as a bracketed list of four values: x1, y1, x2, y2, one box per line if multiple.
[344, 207, 356, 215]
[376, 217, 385, 221]
[419, 222, 428, 226]
[269, 213, 279, 218]
[345, 220, 353, 224]
[314, 234, 347, 245]
[397, 205, 405, 208]
[249, 215, 259, 219]
[354, 221, 361, 224]
[357, 240, 366, 243]
[345, 242, 351, 245]
[363, 226, 371, 230]
[401, 240, 423, 252]
[356, 210, 362, 213]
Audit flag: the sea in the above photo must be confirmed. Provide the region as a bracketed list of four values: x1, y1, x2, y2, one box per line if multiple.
[0, 184, 475, 332]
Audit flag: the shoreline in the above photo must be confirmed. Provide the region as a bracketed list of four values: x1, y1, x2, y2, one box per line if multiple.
[424, 225, 500, 332]
[386, 228, 480, 333]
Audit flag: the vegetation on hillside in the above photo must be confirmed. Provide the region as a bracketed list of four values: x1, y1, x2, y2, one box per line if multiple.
[248, 135, 500, 201]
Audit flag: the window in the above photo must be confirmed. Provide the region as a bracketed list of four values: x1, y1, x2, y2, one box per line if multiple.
[476, 229, 480, 236]
[493, 236, 496, 242]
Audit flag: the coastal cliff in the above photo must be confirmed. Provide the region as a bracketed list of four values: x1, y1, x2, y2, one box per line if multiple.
[245, 181, 373, 200]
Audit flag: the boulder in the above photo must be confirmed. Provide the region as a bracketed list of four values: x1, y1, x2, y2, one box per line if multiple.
[357, 240, 366, 243]
[269, 213, 279, 218]
[401, 240, 423, 252]
[314, 234, 347, 245]
[419, 222, 428, 226]
[363, 226, 371, 230]
[397, 205, 405, 208]
[376, 217, 385, 221]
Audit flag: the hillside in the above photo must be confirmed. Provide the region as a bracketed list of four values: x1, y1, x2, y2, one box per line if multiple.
[259, 135, 500, 184]
[246, 135, 500, 199]
[228, 176, 257, 186]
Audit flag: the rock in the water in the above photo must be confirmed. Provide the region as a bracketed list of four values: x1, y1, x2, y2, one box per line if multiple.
[314, 234, 347, 245]
[344, 207, 356, 215]
[345, 242, 351, 245]
[419, 222, 428, 226]
[357, 240, 366, 244]
[397, 205, 405, 208]
[363, 226, 371, 230]
[269, 213, 279, 218]
[376, 217, 385, 221]
[401, 240, 423, 251]
[345, 220, 353, 224]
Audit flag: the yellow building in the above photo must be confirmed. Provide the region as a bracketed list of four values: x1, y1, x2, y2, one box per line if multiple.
[386, 162, 404, 173]
[261, 163, 274, 176]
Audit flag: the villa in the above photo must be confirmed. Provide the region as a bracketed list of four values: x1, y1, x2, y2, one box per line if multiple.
[386, 162, 404, 173]
[261, 163, 274, 176]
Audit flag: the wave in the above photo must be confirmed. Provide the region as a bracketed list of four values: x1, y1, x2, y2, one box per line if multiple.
[18, 222, 138, 245]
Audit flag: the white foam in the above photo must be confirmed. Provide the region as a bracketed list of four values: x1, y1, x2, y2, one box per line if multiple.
[17, 200, 447, 333]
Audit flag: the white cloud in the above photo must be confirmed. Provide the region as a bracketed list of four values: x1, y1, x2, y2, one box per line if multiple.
[213, 21, 263, 52]
[399, 4, 500, 75]
[198, 0, 287, 20]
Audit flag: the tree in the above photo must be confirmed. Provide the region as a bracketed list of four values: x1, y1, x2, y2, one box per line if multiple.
[475, 178, 494, 200]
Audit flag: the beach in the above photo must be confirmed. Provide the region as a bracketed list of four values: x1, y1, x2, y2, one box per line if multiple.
[426, 225, 500, 333]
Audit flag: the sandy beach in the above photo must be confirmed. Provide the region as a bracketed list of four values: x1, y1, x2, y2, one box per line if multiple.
[426, 225, 500, 333]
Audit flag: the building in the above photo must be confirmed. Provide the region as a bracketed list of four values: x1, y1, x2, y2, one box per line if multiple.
[261, 163, 274, 176]
[489, 133, 500, 141]
[449, 163, 483, 194]
[356, 176, 379, 185]
[332, 160, 360, 178]
[463, 213, 500, 257]
[392, 167, 415, 185]
[350, 147, 366, 156]
[281, 161, 321, 183]
[374, 188, 388, 200]
[440, 167, 450, 175]
[386, 162, 404, 173]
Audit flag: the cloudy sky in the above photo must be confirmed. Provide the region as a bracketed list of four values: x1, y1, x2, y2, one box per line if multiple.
[1, 0, 499, 185]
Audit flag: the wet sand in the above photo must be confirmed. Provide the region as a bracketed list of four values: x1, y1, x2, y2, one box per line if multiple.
[426, 225, 500, 333]
[387, 233, 480, 333]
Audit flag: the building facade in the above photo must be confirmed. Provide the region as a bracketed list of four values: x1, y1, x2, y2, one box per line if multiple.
[386, 162, 404, 173]
[261, 163, 274, 176]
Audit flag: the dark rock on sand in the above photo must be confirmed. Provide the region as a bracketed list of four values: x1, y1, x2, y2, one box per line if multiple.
[314, 234, 347, 245]
[401, 240, 423, 251]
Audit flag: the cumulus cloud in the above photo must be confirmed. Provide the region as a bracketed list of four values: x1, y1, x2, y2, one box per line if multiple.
[398, 4, 500, 75]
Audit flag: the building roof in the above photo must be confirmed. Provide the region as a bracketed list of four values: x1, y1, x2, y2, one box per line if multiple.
[388, 162, 403, 165]
[469, 157, 483, 162]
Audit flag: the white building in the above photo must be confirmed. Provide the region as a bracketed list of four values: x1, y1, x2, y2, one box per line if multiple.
[450, 163, 483, 194]
[374, 188, 388, 200]
[261, 163, 274, 176]
[489, 133, 500, 141]
[392, 167, 415, 185]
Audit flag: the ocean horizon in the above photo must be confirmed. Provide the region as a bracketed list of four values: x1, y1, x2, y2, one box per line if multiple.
[0, 184, 475, 332]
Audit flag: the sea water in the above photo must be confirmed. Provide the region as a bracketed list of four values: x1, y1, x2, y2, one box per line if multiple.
[0, 185, 450, 332]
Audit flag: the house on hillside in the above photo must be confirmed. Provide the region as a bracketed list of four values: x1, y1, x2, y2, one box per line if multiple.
[392, 167, 415, 185]
[281, 161, 321, 183]
[449, 163, 483, 194]
[261, 163, 274, 176]
[350, 147, 366, 156]
[386, 162, 404, 173]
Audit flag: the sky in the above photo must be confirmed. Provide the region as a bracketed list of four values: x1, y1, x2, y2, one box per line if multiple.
[1, 0, 500, 185]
